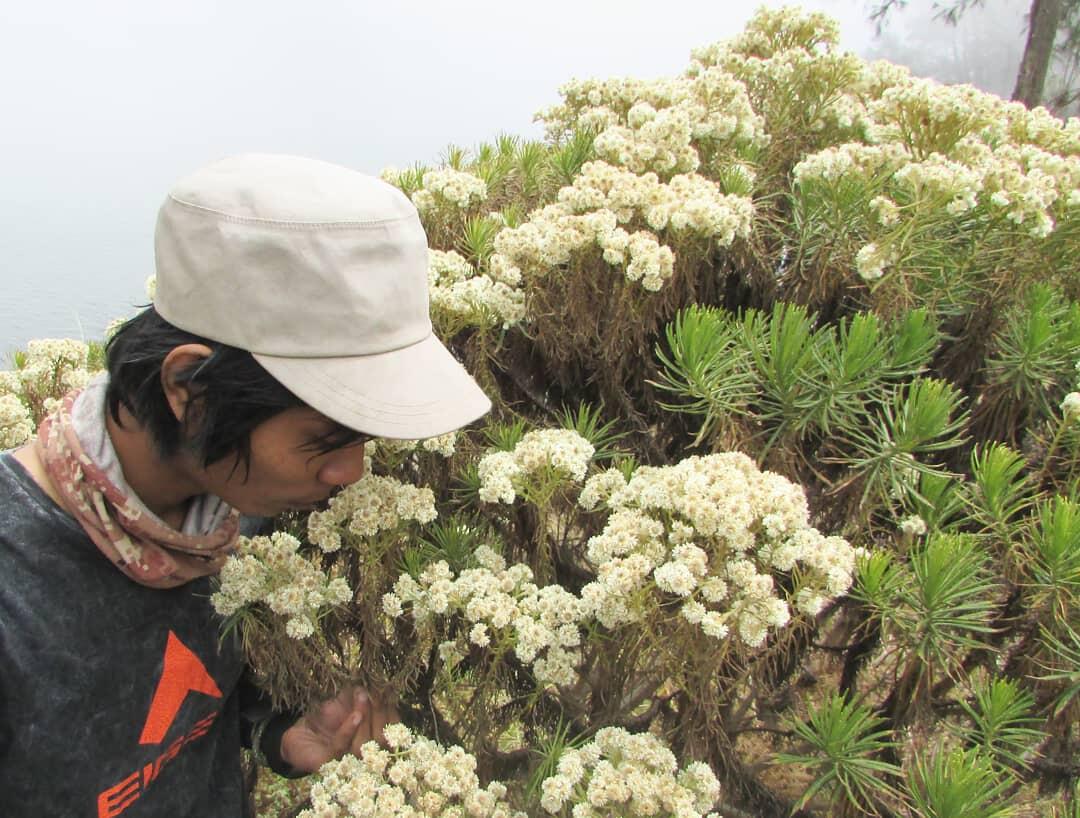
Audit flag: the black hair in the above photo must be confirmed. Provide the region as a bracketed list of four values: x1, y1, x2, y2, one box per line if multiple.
[105, 307, 367, 475]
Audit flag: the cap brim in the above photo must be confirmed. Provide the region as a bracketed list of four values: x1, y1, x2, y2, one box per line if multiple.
[253, 333, 492, 439]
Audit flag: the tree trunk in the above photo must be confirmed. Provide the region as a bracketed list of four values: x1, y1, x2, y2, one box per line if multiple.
[1012, 0, 1067, 106]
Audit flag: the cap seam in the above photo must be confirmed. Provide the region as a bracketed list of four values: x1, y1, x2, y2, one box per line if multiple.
[250, 327, 435, 361]
[167, 195, 419, 230]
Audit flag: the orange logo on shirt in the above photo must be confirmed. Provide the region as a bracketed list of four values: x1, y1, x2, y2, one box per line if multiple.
[96, 630, 224, 818]
[139, 630, 222, 744]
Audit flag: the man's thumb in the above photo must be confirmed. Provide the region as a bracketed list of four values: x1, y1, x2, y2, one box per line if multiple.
[330, 705, 366, 758]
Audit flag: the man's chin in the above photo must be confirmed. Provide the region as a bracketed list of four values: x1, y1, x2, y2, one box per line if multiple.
[228, 493, 334, 517]
[284, 496, 334, 514]
[226, 499, 299, 518]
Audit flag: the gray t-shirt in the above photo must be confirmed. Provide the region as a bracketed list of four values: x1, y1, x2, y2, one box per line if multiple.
[0, 452, 248, 817]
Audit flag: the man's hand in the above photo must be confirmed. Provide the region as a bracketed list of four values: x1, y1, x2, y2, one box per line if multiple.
[279, 687, 399, 774]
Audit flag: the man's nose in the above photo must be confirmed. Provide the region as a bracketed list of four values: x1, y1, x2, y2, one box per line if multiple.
[317, 445, 367, 487]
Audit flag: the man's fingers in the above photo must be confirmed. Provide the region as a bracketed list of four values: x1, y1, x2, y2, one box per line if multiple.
[331, 692, 370, 758]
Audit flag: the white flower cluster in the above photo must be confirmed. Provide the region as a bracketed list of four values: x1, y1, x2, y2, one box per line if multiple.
[307, 474, 438, 553]
[1061, 391, 1080, 422]
[793, 67, 1080, 245]
[539, 727, 720, 818]
[593, 103, 699, 176]
[412, 169, 488, 211]
[539, 76, 688, 136]
[492, 203, 674, 293]
[816, 91, 872, 135]
[856, 58, 916, 99]
[14, 338, 93, 405]
[558, 162, 755, 243]
[493, 160, 752, 291]
[975, 142, 1080, 238]
[687, 6, 864, 139]
[528, 54, 761, 291]
[0, 394, 34, 448]
[899, 515, 928, 537]
[577, 453, 860, 646]
[211, 532, 352, 640]
[854, 242, 895, 282]
[792, 143, 909, 187]
[865, 76, 997, 150]
[538, 70, 766, 173]
[385, 548, 586, 687]
[374, 432, 459, 459]
[869, 195, 900, 226]
[301, 724, 523, 818]
[693, 5, 841, 65]
[477, 429, 595, 504]
[999, 102, 1080, 156]
[892, 154, 982, 216]
[427, 249, 525, 330]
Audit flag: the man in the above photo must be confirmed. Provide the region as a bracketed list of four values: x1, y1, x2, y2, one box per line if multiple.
[0, 154, 491, 816]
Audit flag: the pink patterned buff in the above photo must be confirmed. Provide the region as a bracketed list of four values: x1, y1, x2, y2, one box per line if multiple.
[35, 391, 240, 589]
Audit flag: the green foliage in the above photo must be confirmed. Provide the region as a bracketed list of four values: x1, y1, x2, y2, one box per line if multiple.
[751, 302, 827, 453]
[86, 340, 107, 371]
[906, 745, 1018, 818]
[547, 128, 595, 187]
[887, 308, 941, 377]
[459, 215, 502, 266]
[653, 305, 757, 446]
[901, 471, 967, 533]
[810, 312, 892, 436]
[775, 692, 901, 814]
[393, 163, 428, 196]
[852, 550, 906, 615]
[976, 285, 1080, 439]
[441, 143, 469, 170]
[526, 719, 587, 804]
[965, 443, 1035, 543]
[450, 461, 484, 510]
[1037, 623, 1080, 718]
[417, 517, 496, 574]
[834, 378, 969, 516]
[952, 677, 1045, 773]
[558, 402, 626, 463]
[897, 534, 997, 673]
[1024, 495, 1080, 623]
[483, 418, 530, 452]
[856, 535, 999, 712]
[514, 140, 549, 201]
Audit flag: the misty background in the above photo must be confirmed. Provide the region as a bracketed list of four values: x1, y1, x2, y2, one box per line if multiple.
[0, 0, 1028, 358]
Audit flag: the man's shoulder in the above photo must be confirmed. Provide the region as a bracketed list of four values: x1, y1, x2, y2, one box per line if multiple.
[0, 449, 86, 542]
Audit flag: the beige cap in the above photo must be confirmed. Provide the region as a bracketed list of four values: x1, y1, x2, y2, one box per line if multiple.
[154, 153, 491, 439]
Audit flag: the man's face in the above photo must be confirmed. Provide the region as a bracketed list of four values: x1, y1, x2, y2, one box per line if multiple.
[194, 407, 368, 517]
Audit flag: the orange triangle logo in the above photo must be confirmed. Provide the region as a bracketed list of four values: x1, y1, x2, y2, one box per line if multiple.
[138, 630, 223, 745]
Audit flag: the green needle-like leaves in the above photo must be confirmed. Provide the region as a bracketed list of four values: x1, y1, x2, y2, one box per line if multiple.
[776, 692, 901, 815]
[966, 443, 1034, 542]
[559, 402, 626, 463]
[1024, 495, 1080, 624]
[653, 305, 757, 446]
[898, 534, 997, 673]
[836, 377, 969, 514]
[953, 678, 1045, 773]
[907, 745, 1018, 818]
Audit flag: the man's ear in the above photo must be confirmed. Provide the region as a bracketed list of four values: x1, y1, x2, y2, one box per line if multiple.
[160, 344, 214, 423]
